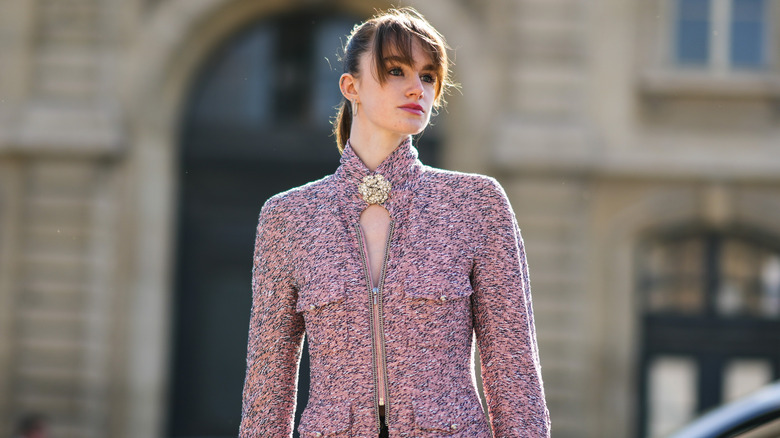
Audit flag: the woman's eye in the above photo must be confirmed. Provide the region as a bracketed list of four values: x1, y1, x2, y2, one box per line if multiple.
[421, 74, 436, 84]
[389, 67, 403, 76]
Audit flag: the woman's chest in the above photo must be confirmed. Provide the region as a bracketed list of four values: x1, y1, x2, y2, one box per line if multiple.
[290, 202, 477, 292]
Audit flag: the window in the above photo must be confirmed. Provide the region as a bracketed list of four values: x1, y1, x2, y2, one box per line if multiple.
[730, 0, 767, 67]
[675, 0, 711, 65]
[641, 232, 780, 318]
[672, 0, 770, 70]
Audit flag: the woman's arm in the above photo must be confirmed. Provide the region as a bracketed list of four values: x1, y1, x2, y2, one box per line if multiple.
[471, 177, 551, 438]
[239, 196, 305, 438]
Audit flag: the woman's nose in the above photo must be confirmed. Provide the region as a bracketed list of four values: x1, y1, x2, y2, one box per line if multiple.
[406, 76, 424, 99]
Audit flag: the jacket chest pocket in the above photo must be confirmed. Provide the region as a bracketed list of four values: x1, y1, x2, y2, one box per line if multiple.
[297, 400, 352, 437]
[404, 272, 474, 348]
[411, 391, 490, 437]
[296, 280, 350, 355]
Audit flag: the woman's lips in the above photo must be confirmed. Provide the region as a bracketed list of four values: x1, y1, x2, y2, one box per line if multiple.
[399, 104, 424, 115]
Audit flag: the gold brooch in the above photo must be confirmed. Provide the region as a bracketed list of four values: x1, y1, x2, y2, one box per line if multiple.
[357, 174, 391, 205]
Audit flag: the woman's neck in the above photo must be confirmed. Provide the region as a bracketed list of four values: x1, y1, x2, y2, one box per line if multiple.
[348, 126, 409, 171]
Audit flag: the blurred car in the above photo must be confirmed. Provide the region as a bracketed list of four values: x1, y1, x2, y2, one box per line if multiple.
[668, 381, 780, 438]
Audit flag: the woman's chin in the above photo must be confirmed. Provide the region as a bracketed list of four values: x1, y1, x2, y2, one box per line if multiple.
[406, 122, 430, 136]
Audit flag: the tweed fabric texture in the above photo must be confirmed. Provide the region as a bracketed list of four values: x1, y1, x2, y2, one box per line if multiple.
[239, 138, 550, 437]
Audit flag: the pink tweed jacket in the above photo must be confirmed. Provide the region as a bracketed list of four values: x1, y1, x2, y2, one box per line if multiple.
[239, 138, 550, 437]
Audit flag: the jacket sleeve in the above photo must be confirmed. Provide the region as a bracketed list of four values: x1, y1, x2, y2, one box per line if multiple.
[239, 197, 305, 438]
[471, 177, 551, 438]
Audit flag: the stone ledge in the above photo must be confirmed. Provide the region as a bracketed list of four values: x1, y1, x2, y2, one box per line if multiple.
[640, 69, 780, 99]
[0, 103, 123, 156]
[493, 121, 780, 181]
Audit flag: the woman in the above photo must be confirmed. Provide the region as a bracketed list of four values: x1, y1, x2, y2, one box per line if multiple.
[239, 7, 550, 438]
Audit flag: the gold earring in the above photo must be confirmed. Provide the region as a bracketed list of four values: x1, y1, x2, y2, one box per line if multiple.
[352, 100, 359, 116]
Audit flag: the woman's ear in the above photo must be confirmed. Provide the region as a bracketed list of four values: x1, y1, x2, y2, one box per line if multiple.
[339, 73, 359, 103]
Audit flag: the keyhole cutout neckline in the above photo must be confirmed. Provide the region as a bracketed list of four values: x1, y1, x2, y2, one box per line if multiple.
[359, 205, 391, 290]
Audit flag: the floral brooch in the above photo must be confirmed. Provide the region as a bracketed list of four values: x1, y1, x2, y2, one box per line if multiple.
[358, 174, 391, 205]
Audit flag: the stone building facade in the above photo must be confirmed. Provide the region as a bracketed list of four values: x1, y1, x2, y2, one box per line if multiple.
[0, 0, 779, 437]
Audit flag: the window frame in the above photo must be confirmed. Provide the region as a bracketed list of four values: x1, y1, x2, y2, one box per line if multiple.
[640, 0, 780, 97]
[668, 0, 773, 72]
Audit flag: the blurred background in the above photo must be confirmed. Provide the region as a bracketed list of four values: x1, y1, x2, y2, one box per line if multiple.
[0, 0, 779, 437]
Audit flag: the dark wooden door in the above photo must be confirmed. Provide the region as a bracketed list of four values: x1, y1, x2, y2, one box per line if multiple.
[637, 228, 780, 438]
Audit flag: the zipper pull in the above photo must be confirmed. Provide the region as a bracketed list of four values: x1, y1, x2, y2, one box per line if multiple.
[373, 287, 378, 305]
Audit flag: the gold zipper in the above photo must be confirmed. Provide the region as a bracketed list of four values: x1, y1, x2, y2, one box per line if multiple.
[354, 220, 395, 434]
[377, 221, 395, 415]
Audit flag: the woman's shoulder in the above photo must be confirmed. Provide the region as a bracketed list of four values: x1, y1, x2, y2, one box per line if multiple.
[419, 166, 516, 225]
[420, 165, 508, 201]
[257, 174, 336, 218]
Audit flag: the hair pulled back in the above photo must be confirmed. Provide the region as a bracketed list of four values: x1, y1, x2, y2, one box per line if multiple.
[333, 7, 455, 153]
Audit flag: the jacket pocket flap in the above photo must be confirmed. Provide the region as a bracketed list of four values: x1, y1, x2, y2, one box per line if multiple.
[411, 395, 480, 434]
[298, 401, 351, 436]
[405, 272, 473, 303]
[296, 280, 347, 313]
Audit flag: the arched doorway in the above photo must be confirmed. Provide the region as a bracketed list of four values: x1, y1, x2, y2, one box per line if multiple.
[167, 8, 443, 437]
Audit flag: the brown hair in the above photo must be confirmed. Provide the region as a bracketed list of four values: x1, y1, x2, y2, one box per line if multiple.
[333, 7, 456, 153]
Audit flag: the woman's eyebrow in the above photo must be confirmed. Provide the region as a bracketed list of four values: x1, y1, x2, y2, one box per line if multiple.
[382, 55, 436, 71]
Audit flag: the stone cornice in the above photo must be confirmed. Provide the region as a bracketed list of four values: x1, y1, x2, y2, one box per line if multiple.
[0, 103, 124, 156]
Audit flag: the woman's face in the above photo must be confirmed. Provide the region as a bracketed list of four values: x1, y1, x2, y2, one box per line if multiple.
[352, 38, 437, 138]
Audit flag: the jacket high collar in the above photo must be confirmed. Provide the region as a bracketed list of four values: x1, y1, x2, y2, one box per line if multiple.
[334, 137, 424, 222]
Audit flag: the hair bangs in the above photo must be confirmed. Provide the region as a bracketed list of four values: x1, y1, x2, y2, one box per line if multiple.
[371, 17, 447, 99]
